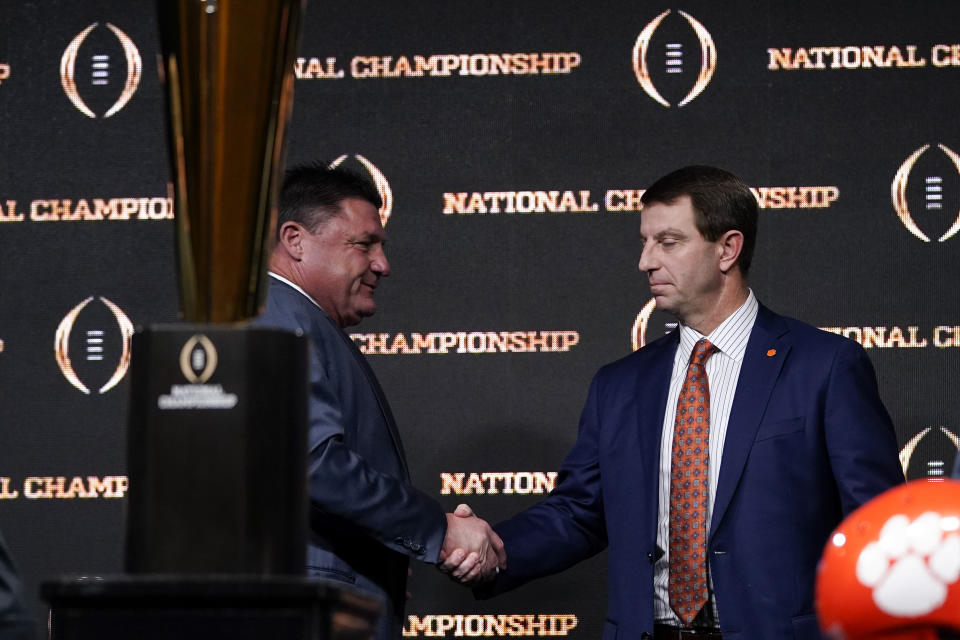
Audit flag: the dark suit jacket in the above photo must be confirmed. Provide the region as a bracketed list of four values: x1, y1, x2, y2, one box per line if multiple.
[0, 530, 34, 640]
[485, 305, 903, 640]
[256, 278, 446, 639]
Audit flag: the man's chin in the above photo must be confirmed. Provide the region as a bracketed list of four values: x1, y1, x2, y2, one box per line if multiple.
[338, 305, 375, 329]
[652, 294, 673, 312]
[356, 303, 377, 320]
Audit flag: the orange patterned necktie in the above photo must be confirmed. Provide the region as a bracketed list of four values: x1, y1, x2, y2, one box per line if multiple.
[669, 338, 718, 626]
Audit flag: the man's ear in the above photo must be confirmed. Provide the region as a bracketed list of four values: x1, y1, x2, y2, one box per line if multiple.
[717, 229, 744, 274]
[277, 221, 306, 260]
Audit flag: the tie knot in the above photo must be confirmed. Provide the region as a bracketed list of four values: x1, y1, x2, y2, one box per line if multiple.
[690, 338, 717, 365]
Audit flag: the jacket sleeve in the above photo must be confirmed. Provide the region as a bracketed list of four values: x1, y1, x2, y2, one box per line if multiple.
[479, 371, 610, 596]
[306, 347, 447, 564]
[823, 339, 904, 515]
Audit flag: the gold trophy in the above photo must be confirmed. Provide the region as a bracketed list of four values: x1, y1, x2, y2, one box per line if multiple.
[44, 4, 382, 637]
[126, 0, 309, 575]
[162, 0, 301, 323]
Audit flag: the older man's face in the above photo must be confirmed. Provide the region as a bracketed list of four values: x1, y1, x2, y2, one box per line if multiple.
[299, 197, 390, 328]
[638, 195, 724, 325]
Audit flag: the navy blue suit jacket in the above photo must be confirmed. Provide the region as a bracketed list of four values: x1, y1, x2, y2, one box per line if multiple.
[256, 278, 446, 638]
[486, 305, 903, 640]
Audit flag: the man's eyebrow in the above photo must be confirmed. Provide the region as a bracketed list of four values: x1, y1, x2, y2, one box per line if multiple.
[642, 228, 687, 241]
[351, 230, 384, 242]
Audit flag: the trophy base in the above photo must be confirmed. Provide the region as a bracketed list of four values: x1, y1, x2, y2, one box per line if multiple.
[42, 575, 382, 640]
[126, 324, 308, 575]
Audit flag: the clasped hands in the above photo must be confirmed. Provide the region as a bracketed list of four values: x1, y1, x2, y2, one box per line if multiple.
[438, 504, 506, 585]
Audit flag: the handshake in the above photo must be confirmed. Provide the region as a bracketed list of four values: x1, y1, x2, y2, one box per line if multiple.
[438, 504, 506, 585]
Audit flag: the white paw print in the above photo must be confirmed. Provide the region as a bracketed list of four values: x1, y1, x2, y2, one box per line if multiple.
[855, 512, 960, 617]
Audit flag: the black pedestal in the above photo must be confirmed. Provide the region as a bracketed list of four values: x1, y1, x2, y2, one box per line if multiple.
[43, 576, 381, 640]
[126, 324, 309, 574]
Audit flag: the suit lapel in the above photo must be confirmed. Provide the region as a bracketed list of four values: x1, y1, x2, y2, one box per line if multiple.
[710, 306, 790, 536]
[328, 317, 410, 476]
[271, 278, 411, 477]
[637, 333, 679, 464]
[637, 332, 680, 539]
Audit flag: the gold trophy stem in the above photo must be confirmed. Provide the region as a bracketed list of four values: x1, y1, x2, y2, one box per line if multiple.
[157, 0, 304, 323]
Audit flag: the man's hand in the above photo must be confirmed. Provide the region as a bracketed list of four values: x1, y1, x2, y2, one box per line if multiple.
[438, 503, 506, 585]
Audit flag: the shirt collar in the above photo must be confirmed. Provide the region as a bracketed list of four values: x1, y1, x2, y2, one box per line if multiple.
[676, 289, 758, 364]
[268, 271, 325, 313]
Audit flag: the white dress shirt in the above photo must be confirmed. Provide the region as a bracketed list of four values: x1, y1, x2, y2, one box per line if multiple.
[653, 290, 759, 625]
[268, 272, 324, 311]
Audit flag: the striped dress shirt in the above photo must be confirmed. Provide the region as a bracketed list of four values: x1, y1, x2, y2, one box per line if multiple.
[653, 290, 759, 626]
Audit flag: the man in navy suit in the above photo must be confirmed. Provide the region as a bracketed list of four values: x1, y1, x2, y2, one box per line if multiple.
[447, 166, 903, 639]
[257, 164, 505, 639]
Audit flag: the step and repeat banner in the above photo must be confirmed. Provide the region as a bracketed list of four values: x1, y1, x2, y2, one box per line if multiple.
[2, 1, 960, 636]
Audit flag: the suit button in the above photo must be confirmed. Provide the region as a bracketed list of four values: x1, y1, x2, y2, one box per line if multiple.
[646, 552, 655, 564]
[641, 633, 652, 639]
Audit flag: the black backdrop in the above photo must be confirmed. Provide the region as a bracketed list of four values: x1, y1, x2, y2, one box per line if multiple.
[2, 1, 960, 637]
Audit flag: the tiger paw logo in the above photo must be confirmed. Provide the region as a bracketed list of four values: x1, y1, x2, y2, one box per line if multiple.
[892, 143, 960, 243]
[61, 22, 142, 118]
[856, 512, 960, 617]
[633, 9, 716, 108]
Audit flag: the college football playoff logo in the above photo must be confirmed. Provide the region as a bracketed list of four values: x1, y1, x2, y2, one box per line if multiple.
[632, 298, 679, 350]
[633, 9, 717, 108]
[329, 154, 394, 226]
[54, 296, 133, 394]
[899, 426, 960, 481]
[891, 144, 960, 243]
[61, 22, 142, 118]
[179, 334, 218, 384]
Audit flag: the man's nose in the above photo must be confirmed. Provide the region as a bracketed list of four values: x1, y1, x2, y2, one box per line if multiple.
[371, 246, 390, 277]
[638, 243, 654, 273]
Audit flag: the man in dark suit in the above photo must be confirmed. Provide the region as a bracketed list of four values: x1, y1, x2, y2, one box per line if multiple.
[257, 164, 504, 639]
[446, 166, 903, 639]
